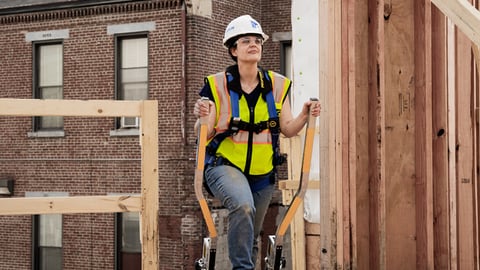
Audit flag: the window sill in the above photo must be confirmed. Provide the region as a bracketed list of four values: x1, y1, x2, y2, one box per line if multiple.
[109, 129, 139, 137]
[27, 130, 65, 138]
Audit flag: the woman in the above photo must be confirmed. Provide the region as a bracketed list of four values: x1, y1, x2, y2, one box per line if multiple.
[194, 15, 321, 270]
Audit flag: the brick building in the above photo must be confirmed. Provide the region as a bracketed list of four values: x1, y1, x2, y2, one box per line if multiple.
[0, 0, 292, 269]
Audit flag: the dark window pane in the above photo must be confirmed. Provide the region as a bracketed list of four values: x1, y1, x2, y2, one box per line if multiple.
[39, 247, 62, 270]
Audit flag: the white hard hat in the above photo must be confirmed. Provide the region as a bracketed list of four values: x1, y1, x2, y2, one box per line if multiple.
[223, 15, 269, 47]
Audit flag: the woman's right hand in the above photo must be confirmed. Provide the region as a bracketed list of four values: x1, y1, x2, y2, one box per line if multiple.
[194, 98, 213, 118]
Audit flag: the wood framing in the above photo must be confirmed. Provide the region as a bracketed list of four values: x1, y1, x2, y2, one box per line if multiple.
[279, 134, 307, 270]
[0, 98, 159, 270]
[431, 4, 450, 269]
[431, 0, 480, 47]
[415, 1, 434, 269]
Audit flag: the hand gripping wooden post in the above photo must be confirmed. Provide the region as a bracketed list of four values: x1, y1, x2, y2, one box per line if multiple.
[194, 97, 217, 270]
[265, 98, 319, 270]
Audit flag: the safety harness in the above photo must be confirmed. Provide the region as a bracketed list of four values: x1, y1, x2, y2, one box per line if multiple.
[205, 70, 286, 170]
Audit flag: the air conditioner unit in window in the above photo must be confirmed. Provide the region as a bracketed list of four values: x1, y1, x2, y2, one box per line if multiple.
[120, 117, 139, 128]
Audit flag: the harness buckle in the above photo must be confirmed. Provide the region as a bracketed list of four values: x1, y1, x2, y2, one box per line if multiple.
[229, 117, 241, 134]
[268, 118, 280, 133]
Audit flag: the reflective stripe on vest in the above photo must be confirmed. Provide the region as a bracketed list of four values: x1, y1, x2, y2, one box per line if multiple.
[206, 70, 291, 175]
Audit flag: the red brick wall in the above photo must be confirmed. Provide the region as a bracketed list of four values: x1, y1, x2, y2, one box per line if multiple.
[0, 0, 292, 269]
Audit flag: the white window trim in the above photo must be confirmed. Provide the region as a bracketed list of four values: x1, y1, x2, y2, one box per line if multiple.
[107, 22, 155, 35]
[25, 29, 69, 42]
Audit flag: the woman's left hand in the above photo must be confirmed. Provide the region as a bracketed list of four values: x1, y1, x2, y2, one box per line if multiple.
[302, 100, 321, 118]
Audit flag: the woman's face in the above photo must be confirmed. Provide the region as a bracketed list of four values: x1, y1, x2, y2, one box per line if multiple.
[231, 35, 263, 63]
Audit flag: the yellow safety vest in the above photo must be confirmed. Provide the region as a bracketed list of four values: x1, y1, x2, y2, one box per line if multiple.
[206, 69, 291, 175]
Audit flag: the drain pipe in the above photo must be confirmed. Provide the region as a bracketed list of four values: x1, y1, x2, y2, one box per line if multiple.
[181, 1, 188, 145]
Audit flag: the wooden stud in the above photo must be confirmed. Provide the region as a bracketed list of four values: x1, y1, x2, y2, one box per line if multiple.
[432, 5, 450, 269]
[447, 19, 458, 270]
[140, 100, 160, 270]
[351, 0, 371, 269]
[368, 0, 386, 269]
[333, 0, 343, 267]
[279, 134, 306, 270]
[414, 1, 435, 269]
[455, 17, 476, 269]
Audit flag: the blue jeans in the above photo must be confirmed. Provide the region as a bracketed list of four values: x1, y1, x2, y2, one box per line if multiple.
[204, 164, 275, 270]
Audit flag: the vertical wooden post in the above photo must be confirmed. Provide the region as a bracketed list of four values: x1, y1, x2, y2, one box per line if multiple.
[319, 0, 332, 268]
[432, 5, 450, 269]
[447, 19, 458, 270]
[281, 134, 306, 270]
[140, 100, 159, 270]
[414, 1, 434, 269]
[347, 0, 371, 269]
[340, 0, 357, 268]
[368, 0, 386, 269]
[456, 14, 476, 269]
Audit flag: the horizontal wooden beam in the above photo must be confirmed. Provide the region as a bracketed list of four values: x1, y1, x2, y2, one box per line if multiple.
[0, 195, 141, 215]
[0, 98, 146, 117]
[431, 0, 480, 46]
[278, 180, 320, 190]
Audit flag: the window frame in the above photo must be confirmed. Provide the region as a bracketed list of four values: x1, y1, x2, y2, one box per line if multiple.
[32, 214, 63, 270]
[32, 40, 65, 134]
[113, 33, 149, 132]
[115, 212, 141, 270]
[279, 40, 292, 78]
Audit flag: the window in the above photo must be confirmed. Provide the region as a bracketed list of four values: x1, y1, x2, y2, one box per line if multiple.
[33, 42, 64, 131]
[116, 35, 148, 129]
[280, 41, 292, 78]
[116, 212, 141, 270]
[33, 214, 63, 270]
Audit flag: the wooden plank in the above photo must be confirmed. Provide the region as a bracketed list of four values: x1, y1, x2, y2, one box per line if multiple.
[353, 0, 371, 269]
[414, 1, 435, 269]
[140, 100, 159, 270]
[333, 0, 343, 267]
[0, 98, 142, 117]
[0, 195, 141, 215]
[431, 0, 480, 47]
[318, 1, 335, 269]
[455, 17, 476, 269]
[447, 19, 458, 270]
[472, 40, 480, 270]
[290, 208, 306, 270]
[281, 135, 302, 207]
[278, 180, 320, 190]
[382, 0, 417, 268]
[431, 5, 451, 269]
[280, 134, 306, 270]
[368, 0, 386, 269]
[306, 234, 321, 270]
[341, 0, 353, 268]
[316, 0, 343, 269]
